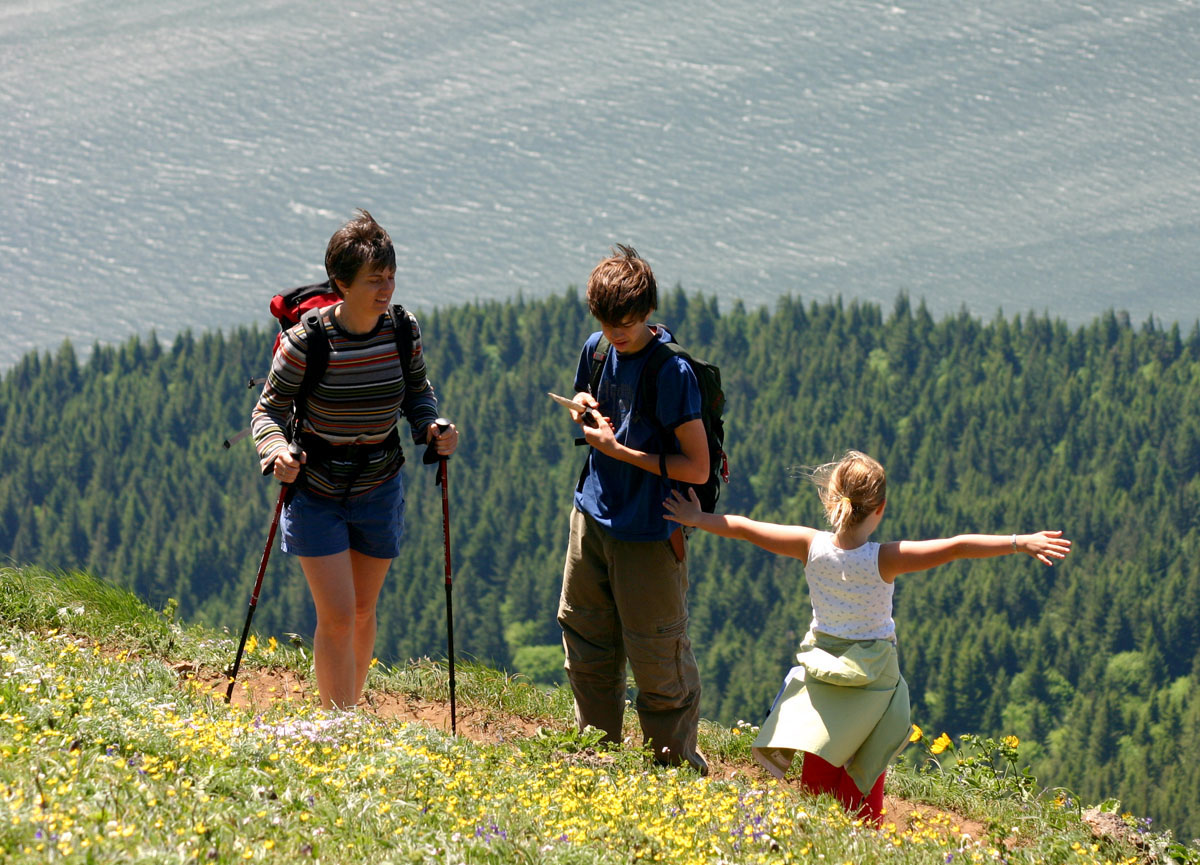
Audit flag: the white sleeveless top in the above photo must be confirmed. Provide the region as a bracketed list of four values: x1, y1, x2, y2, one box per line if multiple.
[805, 531, 895, 641]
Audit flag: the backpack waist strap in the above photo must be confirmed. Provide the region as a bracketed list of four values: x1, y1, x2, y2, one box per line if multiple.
[298, 427, 402, 463]
[296, 428, 404, 498]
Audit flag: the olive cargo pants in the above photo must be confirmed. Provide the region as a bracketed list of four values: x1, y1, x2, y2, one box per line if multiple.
[557, 508, 705, 772]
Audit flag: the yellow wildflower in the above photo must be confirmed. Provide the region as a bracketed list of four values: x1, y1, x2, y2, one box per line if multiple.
[910, 724, 923, 743]
[930, 733, 952, 755]
[1002, 735, 1019, 748]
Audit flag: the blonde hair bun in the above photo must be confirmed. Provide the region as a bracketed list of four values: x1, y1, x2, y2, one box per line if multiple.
[810, 450, 886, 533]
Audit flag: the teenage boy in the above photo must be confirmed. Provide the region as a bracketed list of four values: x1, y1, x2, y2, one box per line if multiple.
[557, 244, 710, 773]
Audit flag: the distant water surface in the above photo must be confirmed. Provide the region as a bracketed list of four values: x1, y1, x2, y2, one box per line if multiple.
[2, 0, 1198, 367]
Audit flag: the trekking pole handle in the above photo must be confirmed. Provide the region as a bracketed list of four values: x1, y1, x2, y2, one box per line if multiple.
[262, 440, 304, 477]
[423, 418, 453, 465]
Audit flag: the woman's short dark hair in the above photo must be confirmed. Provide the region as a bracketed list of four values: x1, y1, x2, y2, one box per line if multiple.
[324, 209, 396, 297]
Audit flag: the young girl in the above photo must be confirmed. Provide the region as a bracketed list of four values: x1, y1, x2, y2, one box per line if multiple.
[663, 450, 1071, 824]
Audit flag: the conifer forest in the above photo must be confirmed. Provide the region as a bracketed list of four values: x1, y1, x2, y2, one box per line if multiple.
[1, 290, 1198, 837]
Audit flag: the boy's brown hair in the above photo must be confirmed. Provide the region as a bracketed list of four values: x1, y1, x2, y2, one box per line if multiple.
[324, 209, 396, 297]
[586, 244, 657, 325]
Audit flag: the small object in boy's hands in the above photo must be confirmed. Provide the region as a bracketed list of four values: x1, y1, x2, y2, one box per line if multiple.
[547, 391, 589, 413]
[548, 392, 599, 427]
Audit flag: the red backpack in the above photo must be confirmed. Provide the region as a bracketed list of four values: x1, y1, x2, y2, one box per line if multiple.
[268, 280, 341, 355]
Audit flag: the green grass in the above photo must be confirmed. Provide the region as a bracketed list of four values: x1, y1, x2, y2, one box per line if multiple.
[0, 564, 1189, 865]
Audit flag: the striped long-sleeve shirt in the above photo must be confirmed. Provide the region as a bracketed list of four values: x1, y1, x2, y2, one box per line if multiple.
[251, 305, 440, 498]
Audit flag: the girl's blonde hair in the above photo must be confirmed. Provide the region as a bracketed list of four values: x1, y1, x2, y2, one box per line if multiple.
[811, 450, 887, 534]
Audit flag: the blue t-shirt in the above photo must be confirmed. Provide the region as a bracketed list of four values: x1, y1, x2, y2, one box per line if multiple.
[572, 325, 702, 542]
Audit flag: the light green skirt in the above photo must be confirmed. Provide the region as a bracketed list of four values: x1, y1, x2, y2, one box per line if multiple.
[752, 630, 912, 794]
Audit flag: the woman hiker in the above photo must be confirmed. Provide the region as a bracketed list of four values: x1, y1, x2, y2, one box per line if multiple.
[252, 209, 458, 710]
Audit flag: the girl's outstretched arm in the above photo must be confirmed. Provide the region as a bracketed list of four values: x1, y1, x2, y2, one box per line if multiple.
[663, 488, 819, 560]
[877, 531, 1072, 581]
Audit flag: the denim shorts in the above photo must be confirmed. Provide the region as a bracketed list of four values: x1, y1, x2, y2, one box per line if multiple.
[280, 471, 406, 559]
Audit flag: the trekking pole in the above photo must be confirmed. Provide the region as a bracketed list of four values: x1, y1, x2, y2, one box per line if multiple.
[423, 418, 456, 733]
[222, 428, 252, 450]
[221, 379, 267, 449]
[225, 441, 301, 703]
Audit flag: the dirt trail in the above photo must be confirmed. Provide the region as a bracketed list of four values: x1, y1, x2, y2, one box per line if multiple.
[184, 661, 540, 743]
[181, 660, 987, 841]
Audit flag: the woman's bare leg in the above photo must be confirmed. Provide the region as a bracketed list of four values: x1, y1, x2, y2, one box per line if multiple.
[299, 551, 392, 709]
[300, 552, 357, 709]
[348, 549, 391, 699]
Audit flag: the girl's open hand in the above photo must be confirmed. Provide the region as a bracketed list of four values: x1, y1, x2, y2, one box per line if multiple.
[663, 488, 703, 526]
[1019, 530, 1072, 565]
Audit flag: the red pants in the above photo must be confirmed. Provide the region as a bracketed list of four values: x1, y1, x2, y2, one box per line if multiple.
[799, 752, 885, 825]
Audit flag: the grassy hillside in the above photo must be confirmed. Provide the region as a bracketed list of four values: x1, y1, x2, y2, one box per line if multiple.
[1, 564, 1194, 865]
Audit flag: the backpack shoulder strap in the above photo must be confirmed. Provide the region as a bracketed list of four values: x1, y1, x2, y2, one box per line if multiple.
[387, 303, 414, 364]
[638, 337, 687, 479]
[575, 334, 612, 494]
[291, 307, 331, 436]
[639, 339, 685, 411]
[587, 335, 610, 396]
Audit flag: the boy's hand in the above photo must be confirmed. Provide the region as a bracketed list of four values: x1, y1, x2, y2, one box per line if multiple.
[663, 488, 703, 526]
[1018, 530, 1072, 566]
[570, 392, 601, 428]
[580, 408, 617, 453]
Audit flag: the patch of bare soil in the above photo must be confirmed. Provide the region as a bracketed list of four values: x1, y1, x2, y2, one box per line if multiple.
[882, 795, 989, 842]
[181, 662, 542, 744]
